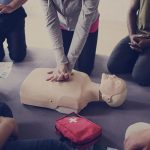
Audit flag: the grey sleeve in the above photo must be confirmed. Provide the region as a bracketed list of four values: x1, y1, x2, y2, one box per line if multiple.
[41, 0, 68, 65]
[67, 0, 100, 70]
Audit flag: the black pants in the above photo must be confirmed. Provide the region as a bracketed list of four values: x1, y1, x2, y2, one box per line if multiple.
[107, 36, 150, 86]
[0, 8, 27, 62]
[61, 29, 98, 75]
[0, 102, 69, 150]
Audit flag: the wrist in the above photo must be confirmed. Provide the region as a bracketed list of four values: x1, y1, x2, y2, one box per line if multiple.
[6, 3, 16, 12]
[54, 48, 69, 65]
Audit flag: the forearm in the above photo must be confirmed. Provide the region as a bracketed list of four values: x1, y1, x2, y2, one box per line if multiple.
[127, 9, 138, 36]
[127, 0, 140, 36]
[7, 0, 27, 11]
[0, 118, 16, 149]
[41, 0, 68, 66]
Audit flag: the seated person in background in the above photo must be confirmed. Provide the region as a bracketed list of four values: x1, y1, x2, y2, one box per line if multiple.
[0, 102, 69, 150]
[107, 0, 150, 86]
[124, 122, 150, 150]
[0, 0, 27, 62]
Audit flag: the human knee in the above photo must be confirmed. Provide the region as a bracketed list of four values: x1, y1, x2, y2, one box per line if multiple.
[107, 59, 119, 74]
[9, 48, 26, 62]
[132, 71, 150, 86]
[0, 102, 13, 117]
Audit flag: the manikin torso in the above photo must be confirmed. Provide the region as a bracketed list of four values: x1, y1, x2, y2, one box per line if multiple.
[20, 68, 127, 114]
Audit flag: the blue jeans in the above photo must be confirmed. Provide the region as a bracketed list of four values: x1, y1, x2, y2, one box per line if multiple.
[0, 7, 27, 62]
[107, 36, 150, 86]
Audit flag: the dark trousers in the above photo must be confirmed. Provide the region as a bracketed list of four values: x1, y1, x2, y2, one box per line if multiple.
[0, 102, 69, 150]
[61, 29, 98, 75]
[107, 36, 150, 86]
[0, 102, 13, 118]
[0, 10, 26, 62]
[4, 139, 69, 150]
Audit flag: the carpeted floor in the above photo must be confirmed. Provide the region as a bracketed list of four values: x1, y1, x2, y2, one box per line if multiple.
[0, 47, 150, 149]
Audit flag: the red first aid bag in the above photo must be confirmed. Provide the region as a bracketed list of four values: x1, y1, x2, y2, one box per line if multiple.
[55, 113, 102, 150]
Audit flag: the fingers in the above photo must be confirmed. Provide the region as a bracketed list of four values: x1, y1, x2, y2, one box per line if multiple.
[124, 136, 144, 150]
[0, 6, 14, 14]
[64, 73, 69, 80]
[0, 4, 5, 10]
[46, 64, 71, 82]
[47, 71, 53, 74]
[0, 8, 6, 13]
[57, 73, 65, 81]
[46, 75, 54, 81]
[129, 42, 143, 52]
[46, 72, 70, 82]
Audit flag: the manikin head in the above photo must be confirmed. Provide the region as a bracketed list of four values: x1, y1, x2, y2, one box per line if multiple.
[99, 73, 127, 107]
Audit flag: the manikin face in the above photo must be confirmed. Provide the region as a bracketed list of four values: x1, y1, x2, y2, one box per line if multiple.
[99, 73, 127, 107]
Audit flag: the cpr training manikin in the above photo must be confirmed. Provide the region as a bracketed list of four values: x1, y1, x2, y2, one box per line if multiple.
[20, 68, 127, 114]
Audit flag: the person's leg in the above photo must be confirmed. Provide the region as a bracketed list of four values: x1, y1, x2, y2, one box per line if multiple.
[4, 139, 69, 150]
[6, 19, 26, 62]
[61, 29, 73, 55]
[107, 36, 139, 74]
[0, 36, 5, 61]
[132, 47, 150, 86]
[77, 30, 98, 75]
[0, 17, 6, 61]
[0, 102, 13, 117]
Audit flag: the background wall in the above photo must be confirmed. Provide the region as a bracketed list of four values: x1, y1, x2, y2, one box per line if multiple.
[22, 0, 131, 56]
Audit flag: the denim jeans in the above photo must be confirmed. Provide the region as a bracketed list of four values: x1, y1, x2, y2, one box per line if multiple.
[0, 7, 27, 62]
[107, 36, 150, 86]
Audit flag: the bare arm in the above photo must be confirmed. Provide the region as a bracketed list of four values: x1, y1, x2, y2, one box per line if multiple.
[0, 117, 18, 150]
[0, 0, 27, 13]
[127, 0, 140, 36]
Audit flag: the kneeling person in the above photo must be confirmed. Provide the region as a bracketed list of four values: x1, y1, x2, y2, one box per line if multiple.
[0, 0, 27, 62]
